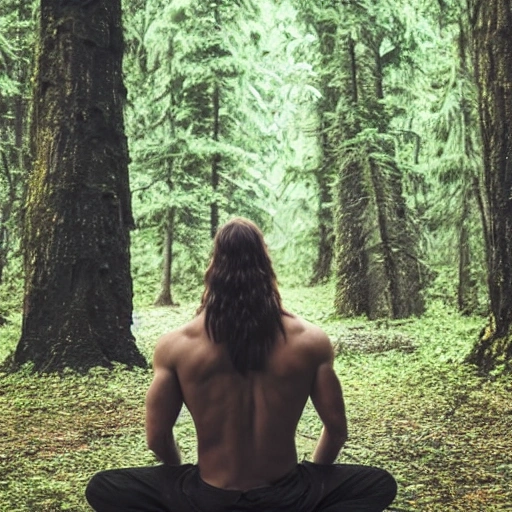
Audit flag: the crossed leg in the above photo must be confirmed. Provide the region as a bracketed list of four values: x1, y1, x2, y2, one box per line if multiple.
[308, 463, 397, 512]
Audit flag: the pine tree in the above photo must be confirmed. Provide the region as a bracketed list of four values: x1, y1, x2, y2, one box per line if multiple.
[332, 0, 426, 319]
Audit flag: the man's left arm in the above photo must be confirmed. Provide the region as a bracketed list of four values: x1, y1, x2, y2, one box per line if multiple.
[145, 335, 183, 465]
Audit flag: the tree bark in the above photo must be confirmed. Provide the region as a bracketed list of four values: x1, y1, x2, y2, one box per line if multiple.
[334, 36, 369, 316]
[334, 157, 369, 316]
[368, 157, 400, 318]
[14, 0, 146, 372]
[468, 0, 512, 373]
[310, 169, 334, 285]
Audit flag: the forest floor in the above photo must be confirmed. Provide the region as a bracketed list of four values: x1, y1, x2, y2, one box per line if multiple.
[1, 284, 511, 511]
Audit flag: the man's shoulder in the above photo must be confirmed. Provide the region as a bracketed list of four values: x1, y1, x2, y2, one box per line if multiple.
[284, 313, 328, 339]
[283, 314, 332, 358]
[154, 316, 205, 365]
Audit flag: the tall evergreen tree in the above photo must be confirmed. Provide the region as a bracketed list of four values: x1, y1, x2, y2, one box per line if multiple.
[468, 0, 512, 373]
[411, 1, 486, 314]
[332, 1, 425, 319]
[125, 0, 264, 302]
[295, 1, 338, 284]
[14, 0, 146, 372]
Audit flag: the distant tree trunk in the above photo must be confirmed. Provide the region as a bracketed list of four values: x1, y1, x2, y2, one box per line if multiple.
[310, 18, 337, 285]
[311, 169, 333, 284]
[468, 0, 512, 373]
[210, 2, 221, 239]
[458, 188, 477, 314]
[154, 206, 176, 306]
[0, 3, 31, 287]
[334, 36, 369, 316]
[211, 83, 220, 239]
[154, 105, 177, 307]
[14, 0, 146, 372]
[368, 157, 400, 317]
[0, 153, 16, 285]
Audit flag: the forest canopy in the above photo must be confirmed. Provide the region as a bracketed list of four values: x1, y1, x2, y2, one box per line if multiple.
[0, 1, 511, 370]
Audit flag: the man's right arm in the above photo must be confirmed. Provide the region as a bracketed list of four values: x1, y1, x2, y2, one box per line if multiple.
[310, 333, 348, 464]
[145, 333, 184, 465]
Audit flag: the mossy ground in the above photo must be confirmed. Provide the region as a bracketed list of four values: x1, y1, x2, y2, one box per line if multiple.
[1, 284, 511, 511]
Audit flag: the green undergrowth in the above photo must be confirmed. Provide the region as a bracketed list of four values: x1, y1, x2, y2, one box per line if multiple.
[1, 284, 511, 511]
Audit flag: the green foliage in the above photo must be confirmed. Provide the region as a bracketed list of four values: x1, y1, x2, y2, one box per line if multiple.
[0, 312, 22, 362]
[123, 0, 324, 290]
[0, 0, 35, 291]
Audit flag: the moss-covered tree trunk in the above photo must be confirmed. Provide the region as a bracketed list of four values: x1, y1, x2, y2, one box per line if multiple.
[311, 169, 334, 285]
[14, 0, 146, 372]
[334, 37, 370, 316]
[468, 0, 512, 372]
[334, 158, 370, 316]
[334, 30, 425, 319]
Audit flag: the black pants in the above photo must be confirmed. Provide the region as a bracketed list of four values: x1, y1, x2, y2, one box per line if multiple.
[86, 462, 397, 512]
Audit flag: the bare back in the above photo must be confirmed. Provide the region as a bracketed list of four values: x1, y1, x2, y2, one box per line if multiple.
[156, 313, 336, 490]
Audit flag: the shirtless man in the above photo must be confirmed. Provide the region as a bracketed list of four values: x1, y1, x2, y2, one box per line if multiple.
[86, 218, 396, 511]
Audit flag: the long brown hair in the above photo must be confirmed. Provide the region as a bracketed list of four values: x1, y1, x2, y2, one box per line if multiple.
[197, 218, 287, 374]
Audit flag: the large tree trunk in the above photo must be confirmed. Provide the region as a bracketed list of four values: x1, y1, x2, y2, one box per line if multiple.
[334, 30, 425, 319]
[468, 0, 512, 373]
[334, 36, 368, 316]
[367, 157, 401, 318]
[14, 0, 146, 372]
